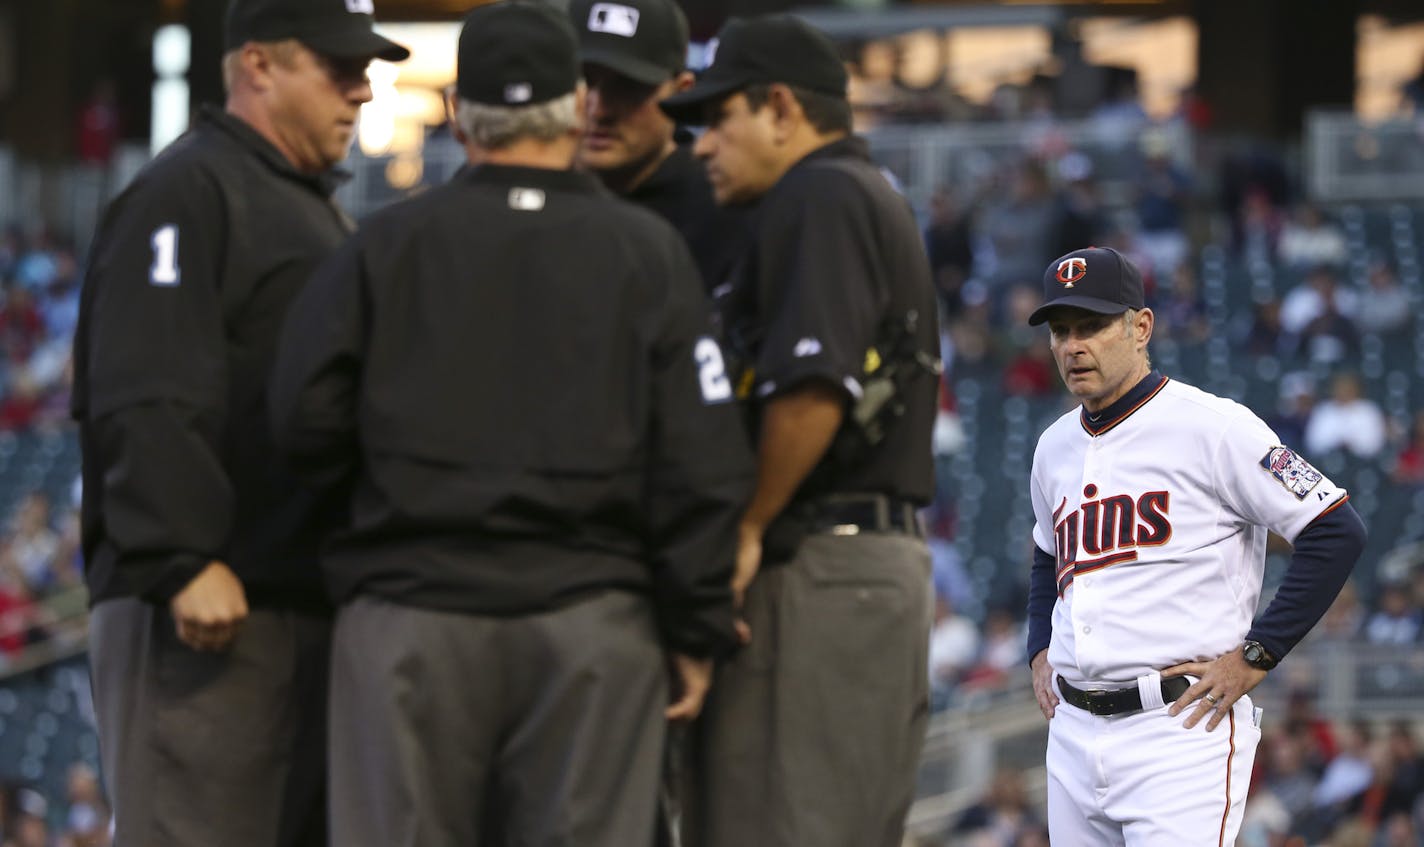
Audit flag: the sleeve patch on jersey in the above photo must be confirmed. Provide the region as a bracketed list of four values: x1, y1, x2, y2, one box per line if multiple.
[1259, 446, 1323, 500]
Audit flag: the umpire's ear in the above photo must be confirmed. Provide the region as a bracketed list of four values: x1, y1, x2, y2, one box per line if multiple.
[671, 70, 695, 94]
[445, 86, 468, 146]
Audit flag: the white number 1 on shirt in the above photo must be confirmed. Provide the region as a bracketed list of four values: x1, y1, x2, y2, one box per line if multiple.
[149, 224, 180, 286]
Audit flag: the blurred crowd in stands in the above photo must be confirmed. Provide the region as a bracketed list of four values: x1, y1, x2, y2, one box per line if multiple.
[0, 767, 109, 847]
[0, 229, 77, 435]
[0, 492, 82, 662]
[0, 228, 84, 666]
[0, 229, 97, 846]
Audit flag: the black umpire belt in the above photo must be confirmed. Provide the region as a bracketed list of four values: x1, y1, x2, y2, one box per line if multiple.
[807, 494, 924, 538]
[1057, 675, 1190, 716]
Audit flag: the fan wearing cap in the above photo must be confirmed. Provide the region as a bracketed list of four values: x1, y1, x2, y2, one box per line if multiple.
[660, 15, 941, 847]
[1024, 247, 1366, 842]
[569, 0, 746, 295]
[268, 3, 751, 846]
[73, 2, 406, 845]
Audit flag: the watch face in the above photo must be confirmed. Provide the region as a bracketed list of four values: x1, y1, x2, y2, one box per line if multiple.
[1245, 642, 1272, 667]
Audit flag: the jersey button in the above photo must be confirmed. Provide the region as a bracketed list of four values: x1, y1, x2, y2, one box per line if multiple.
[1082, 625, 1092, 635]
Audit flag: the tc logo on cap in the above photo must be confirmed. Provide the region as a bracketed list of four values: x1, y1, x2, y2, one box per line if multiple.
[345, 0, 374, 13]
[588, 3, 640, 37]
[1056, 257, 1087, 287]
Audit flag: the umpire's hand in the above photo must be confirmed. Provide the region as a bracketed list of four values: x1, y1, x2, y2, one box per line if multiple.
[169, 561, 249, 652]
[731, 523, 762, 645]
[666, 653, 714, 721]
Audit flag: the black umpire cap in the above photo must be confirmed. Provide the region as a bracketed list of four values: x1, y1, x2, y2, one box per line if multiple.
[570, 0, 690, 85]
[225, 0, 410, 62]
[1028, 247, 1146, 326]
[457, 1, 580, 107]
[659, 14, 846, 124]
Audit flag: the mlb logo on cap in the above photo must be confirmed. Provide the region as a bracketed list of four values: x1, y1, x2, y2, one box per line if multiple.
[588, 3, 640, 37]
[508, 188, 546, 212]
[345, 0, 374, 13]
[505, 83, 533, 103]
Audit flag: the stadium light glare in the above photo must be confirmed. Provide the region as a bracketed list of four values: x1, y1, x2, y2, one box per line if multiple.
[151, 25, 191, 155]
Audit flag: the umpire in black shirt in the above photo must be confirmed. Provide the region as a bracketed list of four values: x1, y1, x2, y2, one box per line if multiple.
[662, 15, 940, 847]
[72, 0, 406, 844]
[569, 0, 746, 294]
[269, 3, 752, 845]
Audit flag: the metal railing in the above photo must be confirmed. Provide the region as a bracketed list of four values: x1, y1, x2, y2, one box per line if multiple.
[0, 586, 90, 681]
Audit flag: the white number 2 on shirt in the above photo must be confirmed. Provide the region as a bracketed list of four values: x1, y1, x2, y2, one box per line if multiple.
[149, 224, 180, 286]
[694, 337, 733, 404]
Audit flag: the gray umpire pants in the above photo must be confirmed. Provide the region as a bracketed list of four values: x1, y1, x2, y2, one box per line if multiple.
[693, 532, 933, 847]
[88, 598, 331, 847]
[329, 590, 668, 847]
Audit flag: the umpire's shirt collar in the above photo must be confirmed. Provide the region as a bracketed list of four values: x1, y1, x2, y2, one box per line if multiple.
[793, 134, 870, 169]
[201, 104, 351, 197]
[459, 163, 604, 194]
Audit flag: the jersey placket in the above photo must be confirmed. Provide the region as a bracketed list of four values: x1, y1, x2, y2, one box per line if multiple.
[1072, 436, 1106, 680]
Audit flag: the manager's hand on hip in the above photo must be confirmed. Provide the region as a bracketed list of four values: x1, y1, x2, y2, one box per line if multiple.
[666, 653, 714, 721]
[169, 561, 248, 652]
[1163, 647, 1268, 732]
[1031, 649, 1058, 720]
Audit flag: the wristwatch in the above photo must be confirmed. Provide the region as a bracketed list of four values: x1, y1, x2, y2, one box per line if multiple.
[1242, 640, 1278, 671]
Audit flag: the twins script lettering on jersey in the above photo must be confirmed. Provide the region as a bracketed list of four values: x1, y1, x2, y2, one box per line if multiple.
[1052, 484, 1171, 595]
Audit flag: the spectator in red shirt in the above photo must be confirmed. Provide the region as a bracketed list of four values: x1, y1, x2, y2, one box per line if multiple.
[76, 79, 121, 167]
[0, 283, 44, 363]
[1392, 410, 1424, 486]
[0, 581, 34, 655]
[1002, 342, 1055, 397]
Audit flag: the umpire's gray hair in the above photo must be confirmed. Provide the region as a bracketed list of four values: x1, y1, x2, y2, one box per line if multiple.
[455, 93, 579, 150]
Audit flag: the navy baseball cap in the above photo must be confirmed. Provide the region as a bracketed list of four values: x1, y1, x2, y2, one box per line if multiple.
[1028, 247, 1146, 326]
[659, 14, 847, 124]
[570, 0, 689, 86]
[457, 1, 580, 107]
[225, 0, 410, 62]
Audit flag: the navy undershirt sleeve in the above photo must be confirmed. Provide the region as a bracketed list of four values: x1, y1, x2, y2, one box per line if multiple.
[1246, 499, 1367, 661]
[1026, 545, 1056, 662]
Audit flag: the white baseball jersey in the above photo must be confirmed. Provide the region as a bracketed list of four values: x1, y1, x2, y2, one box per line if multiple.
[1030, 375, 1349, 686]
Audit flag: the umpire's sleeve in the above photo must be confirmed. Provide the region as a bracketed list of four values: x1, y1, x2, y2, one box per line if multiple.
[73, 168, 232, 601]
[646, 236, 755, 659]
[268, 234, 366, 488]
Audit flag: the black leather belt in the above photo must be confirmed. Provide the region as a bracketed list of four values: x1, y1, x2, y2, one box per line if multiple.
[806, 494, 923, 538]
[1057, 675, 1191, 716]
